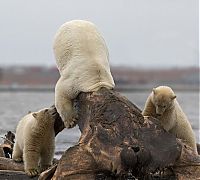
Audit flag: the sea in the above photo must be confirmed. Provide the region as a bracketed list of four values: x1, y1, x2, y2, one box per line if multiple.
[0, 90, 199, 158]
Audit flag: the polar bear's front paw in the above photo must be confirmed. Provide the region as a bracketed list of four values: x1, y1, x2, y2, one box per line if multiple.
[143, 116, 153, 128]
[64, 112, 78, 129]
[26, 168, 39, 177]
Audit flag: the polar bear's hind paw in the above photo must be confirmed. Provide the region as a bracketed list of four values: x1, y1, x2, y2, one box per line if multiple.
[69, 117, 78, 128]
[64, 117, 77, 128]
[64, 113, 78, 128]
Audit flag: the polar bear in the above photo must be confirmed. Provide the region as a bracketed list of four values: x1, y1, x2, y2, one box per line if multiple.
[12, 108, 55, 177]
[142, 86, 197, 154]
[53, 20, 115, 128]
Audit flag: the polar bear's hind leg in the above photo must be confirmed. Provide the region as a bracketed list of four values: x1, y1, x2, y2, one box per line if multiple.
[55, 78, 77, 128]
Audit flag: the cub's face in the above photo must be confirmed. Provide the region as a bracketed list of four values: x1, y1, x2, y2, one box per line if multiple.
[32, 108, 53, 122]
[152, 88, 176, 116]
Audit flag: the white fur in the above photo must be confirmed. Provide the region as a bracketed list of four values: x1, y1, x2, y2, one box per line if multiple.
[12, 109, 55, 176]
[53, 20, 115, 128]
[142, 86, 197, 154]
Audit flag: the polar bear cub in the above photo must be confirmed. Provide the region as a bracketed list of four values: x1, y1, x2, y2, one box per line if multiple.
[142, 86, 197, 154]
[53, 20, 115, 128]
[12, 108, 55, 177]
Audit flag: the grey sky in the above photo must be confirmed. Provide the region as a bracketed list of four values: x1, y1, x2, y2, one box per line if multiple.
[0, 0, 198, 68]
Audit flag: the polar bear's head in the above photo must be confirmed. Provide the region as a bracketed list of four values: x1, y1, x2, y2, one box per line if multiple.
[32, 108, 55, 124]
[151, 86, 176, 116]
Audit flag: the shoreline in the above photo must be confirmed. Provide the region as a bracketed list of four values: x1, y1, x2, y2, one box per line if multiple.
[0, 84, 199, 92]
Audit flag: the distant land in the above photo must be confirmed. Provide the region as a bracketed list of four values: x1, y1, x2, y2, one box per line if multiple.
[0, 66, 199, 92]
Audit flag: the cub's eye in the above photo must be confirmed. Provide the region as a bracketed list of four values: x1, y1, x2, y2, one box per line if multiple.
[163, 106, 166, 108]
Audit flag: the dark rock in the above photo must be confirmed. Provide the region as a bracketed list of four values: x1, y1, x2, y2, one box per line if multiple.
[51, 88, 185, 179]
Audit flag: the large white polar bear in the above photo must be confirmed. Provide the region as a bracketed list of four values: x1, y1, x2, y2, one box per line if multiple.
[12, 109, 55, 177]
[53, 20, 115, 128]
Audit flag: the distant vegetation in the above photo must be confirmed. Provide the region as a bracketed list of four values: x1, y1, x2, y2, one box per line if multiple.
[0, 66, 199, 91]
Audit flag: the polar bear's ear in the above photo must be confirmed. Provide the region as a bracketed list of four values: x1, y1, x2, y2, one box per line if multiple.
[32, 113, 38, 119]
[171, 95, 176, 100]
[152, 88, 157, 94]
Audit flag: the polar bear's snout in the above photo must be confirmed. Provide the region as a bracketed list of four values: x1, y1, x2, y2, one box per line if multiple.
[155, 106, 165, 116]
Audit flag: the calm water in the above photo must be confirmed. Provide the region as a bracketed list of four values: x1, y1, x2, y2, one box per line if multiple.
[0, 91, 199, 158]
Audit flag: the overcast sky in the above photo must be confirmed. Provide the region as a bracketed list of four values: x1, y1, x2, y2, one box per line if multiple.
[0, 0, 198, 68]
